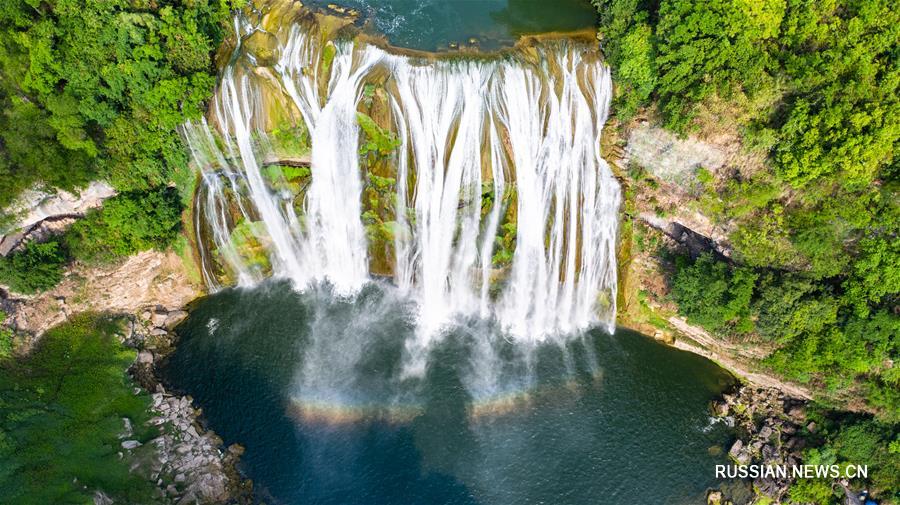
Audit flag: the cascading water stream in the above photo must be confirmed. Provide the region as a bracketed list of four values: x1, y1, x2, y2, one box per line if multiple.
[277, 32, 383, 295]
[163, 13, 742, 505]
[185, 19, 620, 358]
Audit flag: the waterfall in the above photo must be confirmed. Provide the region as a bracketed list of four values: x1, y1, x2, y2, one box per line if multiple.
[186, 19, 620, 349]
[276, 29, 384, 295]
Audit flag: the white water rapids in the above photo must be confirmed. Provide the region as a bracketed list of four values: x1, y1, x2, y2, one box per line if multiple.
[184, 21, 620, 356]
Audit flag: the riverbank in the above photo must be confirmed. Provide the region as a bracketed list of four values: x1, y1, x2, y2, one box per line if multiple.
[605, 112, 898, 503]
[604, 117, 816, 404]
[129, 308, 253, 503]
[0, 249, 253, 503]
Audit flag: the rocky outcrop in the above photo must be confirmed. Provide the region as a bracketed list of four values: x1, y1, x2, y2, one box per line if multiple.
[125, 306, 251, 505]
[613, 119, 736, 259]
[625, 123, 726, 187]
[668, 316, 812, 400]
[711, 386, 812, 504]
[639, 212, 732, 259]
[2, 250, 201, 344]
[0, 181, 116, 256]
[145, 389, 239, 504]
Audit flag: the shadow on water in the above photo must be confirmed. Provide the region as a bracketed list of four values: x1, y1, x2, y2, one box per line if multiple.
[162, 280, 740, 505]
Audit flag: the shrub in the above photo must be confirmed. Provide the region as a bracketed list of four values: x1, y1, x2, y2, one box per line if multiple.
[669, 253, 757, 334]
[0, 240, 67, 294]
[65, 188, 184, 264]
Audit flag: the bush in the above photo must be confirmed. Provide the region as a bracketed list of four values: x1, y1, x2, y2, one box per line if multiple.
[802, 412, 900, 502]
[0, 240, 67, 294]
[65, 187, 184, 264]
[753, 274, 838, 344]
[0, 311, 13, 358]
[669, 253, 757, 334]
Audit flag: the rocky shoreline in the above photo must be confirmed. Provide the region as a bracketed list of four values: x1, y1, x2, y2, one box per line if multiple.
[2, 206, 252, 504]
[702, 384, 874, 505]
[714, 386, 810, 503]
[126, 305, 253, 505]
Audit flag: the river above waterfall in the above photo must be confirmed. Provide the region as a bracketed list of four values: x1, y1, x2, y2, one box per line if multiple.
[162, 281, 741, 505]
[305, 0, 598, 51]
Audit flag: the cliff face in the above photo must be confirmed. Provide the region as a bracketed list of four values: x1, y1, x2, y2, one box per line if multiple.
[606, 117, 815, 401]
[0, 181, 116, 256]
[2, 249, 201, 344]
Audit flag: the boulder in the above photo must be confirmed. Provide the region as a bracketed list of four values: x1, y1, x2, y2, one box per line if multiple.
[755, 478, 781, 497]
[164, 310, 188, 330]
[150, 311, 168, 327]
[729, 440, 751, 465]
[121, 440, 141, 450]
[93, 491, 114, 505]
[707, 490, 723, 505]
[227, 444, 245, 457]
[787, 405, 806, 422]
[121, 417, 134, 438]
[712, 400, 729, 417]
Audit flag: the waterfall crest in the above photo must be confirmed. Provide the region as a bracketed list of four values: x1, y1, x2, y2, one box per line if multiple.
[185, 18, 621, 346]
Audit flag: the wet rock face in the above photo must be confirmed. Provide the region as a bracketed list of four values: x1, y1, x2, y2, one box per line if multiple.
[711, 386, 809, 504]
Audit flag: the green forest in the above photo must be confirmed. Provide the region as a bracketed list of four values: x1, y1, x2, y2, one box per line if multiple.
[594, 0, 898, 499]
[596, 0, 898, 413]
[0, 0, 241, 284]
[0, 1, 238, 502]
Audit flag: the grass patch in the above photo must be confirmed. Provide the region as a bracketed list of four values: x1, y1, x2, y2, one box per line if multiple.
[0, 313, 159, 504]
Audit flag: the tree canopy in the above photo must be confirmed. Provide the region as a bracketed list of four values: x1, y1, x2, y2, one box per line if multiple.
[0, 0, 241, 209]
[597, 0, 899, 422]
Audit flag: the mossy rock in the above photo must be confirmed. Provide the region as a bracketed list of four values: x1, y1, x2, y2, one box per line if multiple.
[244, 31, 280, 66]
[227, 220, 272, 274]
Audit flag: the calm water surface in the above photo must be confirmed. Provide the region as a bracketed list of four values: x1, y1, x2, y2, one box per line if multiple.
[163, 281, 739, 505]
[305, 0, 598, 50]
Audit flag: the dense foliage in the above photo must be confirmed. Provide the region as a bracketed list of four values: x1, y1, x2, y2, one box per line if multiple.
[600, 2, 899, 497]
[0, 0, 239, 206]
[670, 253, 756, 334]
[0, 239, 66, 293]
[597, 0, 899, 417]
[0, 0, 239, 290]
[788, 410, 900, 504]
[671, 253, 899, 419]
[66, 187, 184, 264]
[0, 314, 159, 504]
